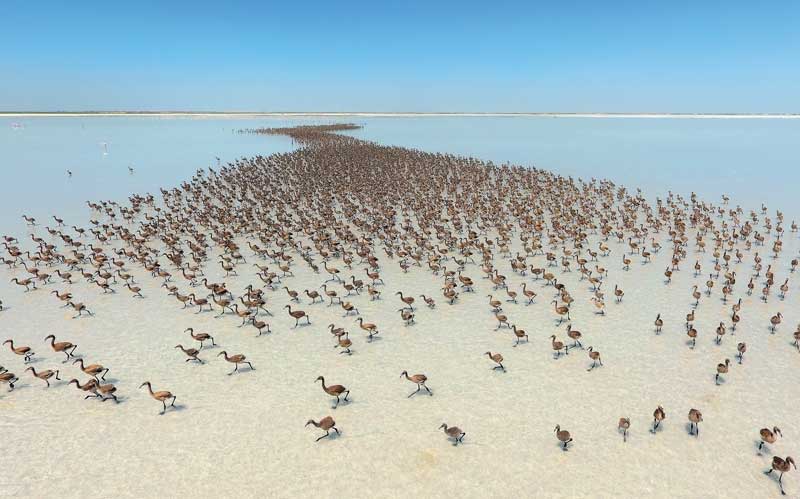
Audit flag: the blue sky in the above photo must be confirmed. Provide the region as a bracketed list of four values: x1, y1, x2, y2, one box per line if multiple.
[1, 1, 798, 112]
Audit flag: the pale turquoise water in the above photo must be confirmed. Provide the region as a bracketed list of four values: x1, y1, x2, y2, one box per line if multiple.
[348, 117, 800, 216]
[1, 116, 799, 237]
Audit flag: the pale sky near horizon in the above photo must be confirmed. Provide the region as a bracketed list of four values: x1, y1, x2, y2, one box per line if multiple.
[2, 1, 799, 112]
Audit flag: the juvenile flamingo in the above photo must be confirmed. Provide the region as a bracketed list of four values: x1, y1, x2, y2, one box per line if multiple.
[356, 317, 379, 341]
[652, 405, 666, 433]
[315, 376, 349, 408]
[770, 312, 783, 333]
[687, 327, 698, 349]
[618, 417, 631, 442]
[285, 305, 310, 327]
[586, 346, 602, 371]
[66, 301, 92, 318]
[0, 371, 19, 390]
[306, 416, 339, 442]
[73, 359, 109, 381]
[759, 426, 782, 455]
[44, 334, 78, 362]
[139, 381, 177, 414]
[566, 324, 583, 349]
[26, 367, 60, 387]
[439, 423, 466, 445]
[764, 456, 796, 495]
[715, 359, 730, 385]
[550, 335, 568, 358]
[511, 324, 529, 346]
[217, 351, 254, 375]
[485, 351, 505, 371]
[688, 408, 703, 437]
[3, 339, 34, 362]
[554, 425, 573, 450]
[401, 371, 432, 397]
[185, 327, 215, 348]
[334, 333, 352, 355]
[175, 345, 202, 363]
[552, 300, 570, 324]
[737, 342, 747, 363]
[88, 381, 119, 403]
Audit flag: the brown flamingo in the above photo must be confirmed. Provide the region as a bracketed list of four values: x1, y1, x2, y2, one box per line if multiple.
[285, 305, 310, 327]
[175, 345, 202, 363]
[217, 351, 254, 375]
[139, 381, 177, 414]
[586, 347, 602, 371]
[0, 372, 19, 390]
[26, 367, 60, 387]
[554, 425, 573, 450]
[715, 359, 730, 385]
[306, 416, 340, 442]
[400, 371, 432, 397]
[185, 327, 215, 348]
[3, 339, 34, 362]
[511, 324, 529, 346]
[73, 359, 109, 381]
[44, 334, 78, 362]
[759, 426, 782, 455]
[618, 417, 631, 442]
[439, 423, 466, 445]
[764, 456, 796, 495]
[485, 351, 505, 371]
[652, 405, 666, 433]
[315, 376, 349, 408]
[688, 408, 703, 437]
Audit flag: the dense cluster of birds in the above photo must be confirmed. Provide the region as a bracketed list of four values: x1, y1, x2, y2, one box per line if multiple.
[2, 124, 799, 494]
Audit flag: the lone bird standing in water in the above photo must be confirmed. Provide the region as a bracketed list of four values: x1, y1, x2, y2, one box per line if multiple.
[306, 416, 339, 442]
[439, 423, 466, 445]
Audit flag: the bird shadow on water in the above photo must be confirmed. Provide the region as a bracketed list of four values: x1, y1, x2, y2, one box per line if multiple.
[332, 399, 355, 410]
[161, 403, 187, 415]
[228, 367, 256, 376]
[753, 440, 772, 455]
[322, 430, 343, 442]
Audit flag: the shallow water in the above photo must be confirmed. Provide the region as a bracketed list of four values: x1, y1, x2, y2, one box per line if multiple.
[345, 117, 800, 216]
[0, 117, 298, 236]
[2, 119, 800, 498]
[2, 116, 799, 238]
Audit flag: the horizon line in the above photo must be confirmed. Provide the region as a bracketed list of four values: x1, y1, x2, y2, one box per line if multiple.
[2, 111, 800, 119]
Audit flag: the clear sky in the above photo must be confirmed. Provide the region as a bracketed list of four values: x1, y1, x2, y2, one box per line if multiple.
[2, 0, 798, 112]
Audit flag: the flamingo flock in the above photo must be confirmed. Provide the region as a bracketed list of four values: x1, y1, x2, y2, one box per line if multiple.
[1, 124, 798, 495]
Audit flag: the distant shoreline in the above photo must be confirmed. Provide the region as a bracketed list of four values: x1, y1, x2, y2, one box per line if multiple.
[1, 111, 799, 119]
